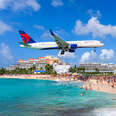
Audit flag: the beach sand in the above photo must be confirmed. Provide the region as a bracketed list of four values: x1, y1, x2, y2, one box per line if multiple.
[0, 74, 78, 82]
[83, 79, 116, 94]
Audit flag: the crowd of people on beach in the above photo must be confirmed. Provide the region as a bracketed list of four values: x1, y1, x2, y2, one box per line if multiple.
[90, 76, 116, 88]
[82, 75, 116, 94]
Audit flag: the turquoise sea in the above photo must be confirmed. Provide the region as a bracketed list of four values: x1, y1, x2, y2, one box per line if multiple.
[0, 78, 116, 116]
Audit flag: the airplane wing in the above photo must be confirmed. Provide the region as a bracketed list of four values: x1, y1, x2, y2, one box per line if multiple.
[49, 30, 69, 50]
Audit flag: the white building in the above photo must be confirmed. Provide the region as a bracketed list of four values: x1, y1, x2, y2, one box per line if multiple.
[53, 63, 71, 74]
[79, 63, 116, 72]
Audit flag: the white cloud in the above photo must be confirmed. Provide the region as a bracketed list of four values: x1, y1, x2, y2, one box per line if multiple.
[68, 0, 75, 3]
[58, 51, 75, 58]
[0, 0, 9, 9]
[73, 17, 116, 38]
[0, 0, 40, 11]
[80, 49, 115, 63]
[51, 0, 63, 7]
[87, 9, 101, 18]
[40, 29, 70, 40]
[26, 0, 40, 11]
[100, 49, 114, 60]
[0, 43, 14, 61]
[80, 51, 91, 63]
[0, 20, 12, 34]
[40, 31, 52, 40]
[34, 24, 45, 30]
[55, 29, 70, 39]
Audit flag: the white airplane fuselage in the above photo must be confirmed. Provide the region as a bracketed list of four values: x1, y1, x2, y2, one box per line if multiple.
[20, 40, 104, 50]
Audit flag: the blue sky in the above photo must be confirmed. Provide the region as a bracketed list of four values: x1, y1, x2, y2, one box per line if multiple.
[0, 0, 116, 66]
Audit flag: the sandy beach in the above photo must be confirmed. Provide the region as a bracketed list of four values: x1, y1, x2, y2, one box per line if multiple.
[0, 74, 80, 82]
[82, 77, 116, 94]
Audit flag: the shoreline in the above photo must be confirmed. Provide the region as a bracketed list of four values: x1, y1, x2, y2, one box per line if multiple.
[0, 74, 82, 82]
[1, 74, 116, 94]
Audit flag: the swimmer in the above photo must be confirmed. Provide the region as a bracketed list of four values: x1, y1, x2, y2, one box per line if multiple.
[80, 91, 88, 96]
[80, 93, 84, 96]
[85, 88, 88, 90]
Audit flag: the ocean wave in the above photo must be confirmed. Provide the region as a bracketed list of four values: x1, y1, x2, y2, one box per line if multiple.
[92, 107, 116, 116]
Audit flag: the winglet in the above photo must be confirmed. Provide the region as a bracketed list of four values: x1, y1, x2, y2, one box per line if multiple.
[49, 29, 55, 36]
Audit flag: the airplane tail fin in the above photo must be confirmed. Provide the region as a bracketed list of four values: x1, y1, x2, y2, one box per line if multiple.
[19, 30, 36, 44]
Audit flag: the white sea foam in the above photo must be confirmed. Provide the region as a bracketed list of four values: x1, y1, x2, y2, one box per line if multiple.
[92, 108, 116, 116]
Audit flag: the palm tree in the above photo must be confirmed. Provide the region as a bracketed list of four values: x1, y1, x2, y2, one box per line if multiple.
[0, 68, 6, 75]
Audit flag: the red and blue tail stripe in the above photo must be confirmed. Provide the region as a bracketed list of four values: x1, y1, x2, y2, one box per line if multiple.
[19, 30, 36, 44]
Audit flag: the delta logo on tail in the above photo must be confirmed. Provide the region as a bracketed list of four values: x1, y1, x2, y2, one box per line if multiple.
[18, 30, 104, 55]
[19, 30, 36, 44]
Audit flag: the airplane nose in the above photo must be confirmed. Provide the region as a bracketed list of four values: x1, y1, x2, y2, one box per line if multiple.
[20, 45, 24, 47]
[101, 43, 104, 47]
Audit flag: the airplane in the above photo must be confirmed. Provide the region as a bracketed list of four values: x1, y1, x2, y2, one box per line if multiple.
[18, 30, 104, 55]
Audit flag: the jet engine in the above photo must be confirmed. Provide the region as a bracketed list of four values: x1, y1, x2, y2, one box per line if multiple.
[68, 44, 77, 53]
[69, 44, 77, 49]
[58, 44, 77, 55]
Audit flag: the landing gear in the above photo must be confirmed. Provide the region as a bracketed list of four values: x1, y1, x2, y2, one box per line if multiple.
[69, 49, 75, 53]
[61, 50, 65, 55]
[58, 50, 65, 56]
[93, 47, 96, 53]
[58, 50, 75, 57]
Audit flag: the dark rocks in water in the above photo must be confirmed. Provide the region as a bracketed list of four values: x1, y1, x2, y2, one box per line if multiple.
[58, 108, 96, 116]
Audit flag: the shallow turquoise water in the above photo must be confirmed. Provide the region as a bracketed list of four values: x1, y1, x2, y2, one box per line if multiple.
[0, 79, 116, 116]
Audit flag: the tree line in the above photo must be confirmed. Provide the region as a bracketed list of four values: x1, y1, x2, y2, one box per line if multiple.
[0, 64, 114, 76]
[0, 64, 57, 75]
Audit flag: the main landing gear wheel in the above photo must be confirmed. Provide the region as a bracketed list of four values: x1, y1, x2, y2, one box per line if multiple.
[61, 50, 65, 55]
[58, 50, 65, 56]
